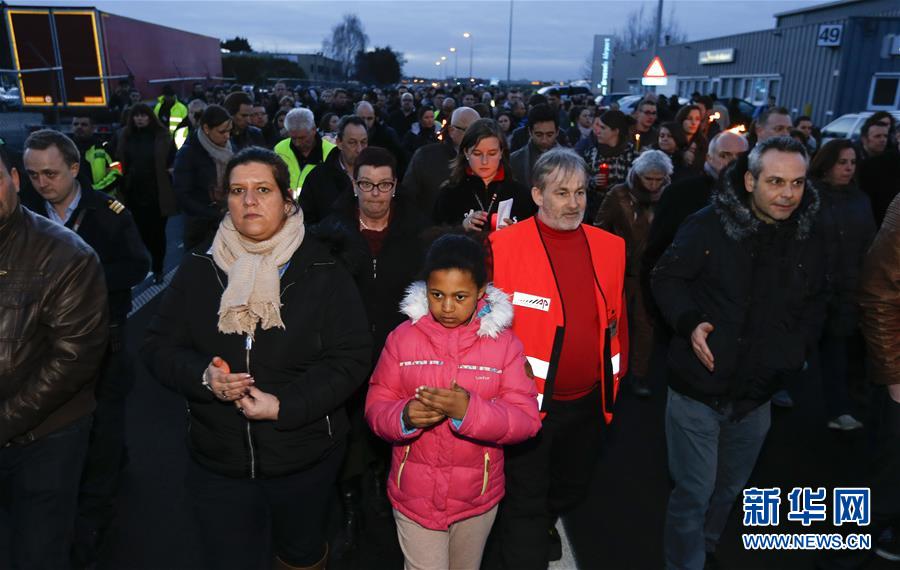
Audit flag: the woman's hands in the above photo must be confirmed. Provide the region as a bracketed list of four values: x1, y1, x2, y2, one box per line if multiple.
[205, 357, 254, 402]
[205, 357, 279, 420]
[237, 386, 280, 421]
[462, 210, 488, 232]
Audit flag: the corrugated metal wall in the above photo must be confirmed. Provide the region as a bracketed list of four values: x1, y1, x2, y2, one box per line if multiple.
[835, 18, 900, 114]
[777, 0, 900, 27]
[609, 14, 900, 125]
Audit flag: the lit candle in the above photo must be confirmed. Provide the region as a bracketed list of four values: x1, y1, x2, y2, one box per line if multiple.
[635, 133, 641, 151]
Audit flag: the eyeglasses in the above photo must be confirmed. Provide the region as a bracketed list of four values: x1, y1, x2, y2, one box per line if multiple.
[356, 180, 396, 193]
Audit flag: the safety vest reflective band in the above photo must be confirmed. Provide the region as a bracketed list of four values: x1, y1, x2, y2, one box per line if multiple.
[274, 137, 337, 199]
[489, 217, 629, 424]
[173, 125, 189, 150]
[84, 145, 121, 193]
[154, 97, 188, 138]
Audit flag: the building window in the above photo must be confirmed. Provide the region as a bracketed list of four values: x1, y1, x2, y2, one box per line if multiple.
[869, 75, 900, 110]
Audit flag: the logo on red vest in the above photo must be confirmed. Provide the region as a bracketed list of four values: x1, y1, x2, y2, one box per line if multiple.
[512, 292, 551, 312]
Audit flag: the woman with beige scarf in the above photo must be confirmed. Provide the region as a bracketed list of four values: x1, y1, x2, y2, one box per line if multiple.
[142, 147, 372, 570]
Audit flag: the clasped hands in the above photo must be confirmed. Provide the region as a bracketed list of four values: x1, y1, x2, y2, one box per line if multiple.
[204, 356, 280, 420]
[403, 381, 470, 429]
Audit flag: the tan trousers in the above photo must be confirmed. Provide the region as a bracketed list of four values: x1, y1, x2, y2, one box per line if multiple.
[393, 505, 498, 570]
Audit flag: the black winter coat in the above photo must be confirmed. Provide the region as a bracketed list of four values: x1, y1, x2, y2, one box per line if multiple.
[172, 130, 221, 222]
[21, 187, 149, 322]
[814, 179, 877, 336]
[315, 194, 429, 358]
[432, 170, 536, 228]
[651, 166, 827, 418]
[298, 150, 352, 226]
[141, 234, 372, 478]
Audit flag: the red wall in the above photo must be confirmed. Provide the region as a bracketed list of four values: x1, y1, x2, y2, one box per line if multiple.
[100, 12, 222, 100]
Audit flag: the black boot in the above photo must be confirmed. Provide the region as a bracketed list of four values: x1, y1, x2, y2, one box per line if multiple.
[370, 466, 392, 519]
[334, 482, 362, 557]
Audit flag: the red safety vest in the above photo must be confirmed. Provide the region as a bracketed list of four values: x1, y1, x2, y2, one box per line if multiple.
[490, 217, 629, 424]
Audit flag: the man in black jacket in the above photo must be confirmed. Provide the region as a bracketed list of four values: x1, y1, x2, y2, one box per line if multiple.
[652, 137, 826, 570]
[400, 106, 479, 219]
[299, 116, 368, 225]
[355, 101, 406, 179]
[0, 143, 109, 568]
[21, 129, 150, 565]
[642, 131, 749, 306]
[225, 91, 267, 151]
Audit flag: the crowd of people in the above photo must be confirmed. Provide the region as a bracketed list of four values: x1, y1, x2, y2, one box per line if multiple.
[0, 77, 899, 570]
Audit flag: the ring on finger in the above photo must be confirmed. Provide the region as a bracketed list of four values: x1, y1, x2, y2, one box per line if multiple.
[220, 390, 227, 399]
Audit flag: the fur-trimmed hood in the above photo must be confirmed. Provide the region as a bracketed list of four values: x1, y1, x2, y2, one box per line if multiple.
[399, 281, 513, 338]
[711, 166, 820, 242]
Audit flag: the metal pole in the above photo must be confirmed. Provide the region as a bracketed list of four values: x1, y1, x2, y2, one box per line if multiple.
[469, 39, 473, 79]
[653, 0, 664, 56]
[506, 0, 514, 83]
[455, 51, 458, 80]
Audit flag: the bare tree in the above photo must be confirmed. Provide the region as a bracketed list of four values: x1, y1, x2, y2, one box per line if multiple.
[614, 3, 686, 53]
[580, 51, 594, 81]
[322, 14, 369, 80]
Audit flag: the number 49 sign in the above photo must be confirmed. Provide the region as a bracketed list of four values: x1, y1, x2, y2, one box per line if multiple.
[817, 24, 843, 47]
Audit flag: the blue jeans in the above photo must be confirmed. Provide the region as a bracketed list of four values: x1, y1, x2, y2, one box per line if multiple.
[0, 415, 92, 569]
[664, 389, 770, 570]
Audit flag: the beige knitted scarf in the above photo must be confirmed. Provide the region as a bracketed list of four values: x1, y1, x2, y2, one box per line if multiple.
[211, 210, 304, 336]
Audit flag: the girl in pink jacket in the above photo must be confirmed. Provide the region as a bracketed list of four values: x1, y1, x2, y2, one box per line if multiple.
[365, 234, 541, 570]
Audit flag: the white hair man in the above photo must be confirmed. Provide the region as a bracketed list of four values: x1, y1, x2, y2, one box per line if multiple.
[490, 147, 628, 569]
[274, 107, 336, 197]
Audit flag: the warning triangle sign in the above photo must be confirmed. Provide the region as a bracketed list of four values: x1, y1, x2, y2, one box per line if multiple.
[643, 56, 667, 78]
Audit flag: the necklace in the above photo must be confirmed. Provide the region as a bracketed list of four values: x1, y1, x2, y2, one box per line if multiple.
[359, 216, 387, 231]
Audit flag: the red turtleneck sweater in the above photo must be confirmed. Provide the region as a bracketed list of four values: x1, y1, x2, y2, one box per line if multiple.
[536, 217, 602, 400]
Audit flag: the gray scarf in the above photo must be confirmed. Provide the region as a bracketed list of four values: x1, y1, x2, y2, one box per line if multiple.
[197, 128, 234, 190]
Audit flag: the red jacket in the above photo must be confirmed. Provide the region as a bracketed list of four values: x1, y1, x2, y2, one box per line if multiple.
[365, 282, 541, 530]
[490, 217, 628, 423]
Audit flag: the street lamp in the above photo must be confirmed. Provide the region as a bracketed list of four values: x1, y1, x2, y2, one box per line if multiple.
[463, 32, 473, 79]
[449, 47, 458, 80]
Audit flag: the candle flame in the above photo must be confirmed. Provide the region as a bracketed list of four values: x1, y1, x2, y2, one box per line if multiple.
[727, 124, 746, 134]
[708, 112, 721, 123]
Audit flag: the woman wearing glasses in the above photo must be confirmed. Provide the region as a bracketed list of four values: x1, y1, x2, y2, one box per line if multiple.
[314, 146, 429, 554]
[432, 118, 536, 232]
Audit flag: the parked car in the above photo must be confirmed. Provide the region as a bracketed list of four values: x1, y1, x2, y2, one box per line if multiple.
[820, 111, 900, 145]
[538, 84, 593, 102]
[594, 92, 631, 108]
[0, 86, 21, 110]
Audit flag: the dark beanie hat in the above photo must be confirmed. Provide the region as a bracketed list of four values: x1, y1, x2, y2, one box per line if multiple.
[599, 109, 629, 134]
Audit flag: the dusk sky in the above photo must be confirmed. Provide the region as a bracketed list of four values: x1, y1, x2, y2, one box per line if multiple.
[30, 0, 825, 80]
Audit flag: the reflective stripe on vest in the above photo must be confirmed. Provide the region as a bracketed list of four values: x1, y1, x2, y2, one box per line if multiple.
[490, 217, 628, 424]
[274, 137, 337, 199]
[173, 125, 189, 150]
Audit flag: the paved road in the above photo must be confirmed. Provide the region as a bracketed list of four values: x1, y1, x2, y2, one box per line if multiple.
[4, 215, 893, 569]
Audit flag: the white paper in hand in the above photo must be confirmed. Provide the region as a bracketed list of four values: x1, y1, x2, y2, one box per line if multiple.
[496, 198, 514, 229]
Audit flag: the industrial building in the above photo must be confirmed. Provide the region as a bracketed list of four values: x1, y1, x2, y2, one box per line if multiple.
[595, 0, 900, 124]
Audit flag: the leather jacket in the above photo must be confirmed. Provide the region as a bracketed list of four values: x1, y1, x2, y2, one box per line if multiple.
[0, 204, 109, 446]
[859, 193, 900, 386]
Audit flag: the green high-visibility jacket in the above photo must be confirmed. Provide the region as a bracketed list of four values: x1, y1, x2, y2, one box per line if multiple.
[274, 137, 336, 199]
[154, 96, 188, 138]
[85, 144, 121, 194]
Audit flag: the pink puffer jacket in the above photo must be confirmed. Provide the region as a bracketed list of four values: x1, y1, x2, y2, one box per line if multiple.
[365, 282, 541, 530]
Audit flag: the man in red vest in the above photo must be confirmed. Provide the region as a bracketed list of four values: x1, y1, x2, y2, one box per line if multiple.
[490, 147, 628, 569]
